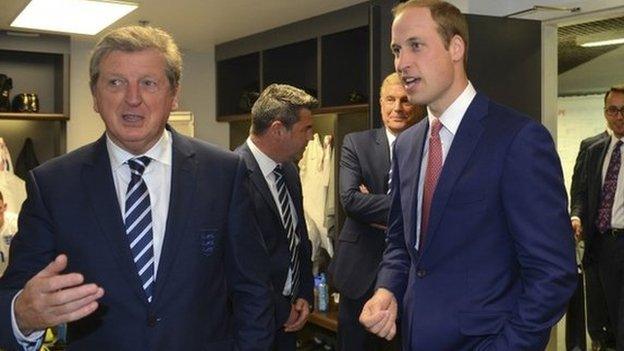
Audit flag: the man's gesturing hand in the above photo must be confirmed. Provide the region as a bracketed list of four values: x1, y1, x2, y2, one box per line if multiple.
[15, 254, 104, 335]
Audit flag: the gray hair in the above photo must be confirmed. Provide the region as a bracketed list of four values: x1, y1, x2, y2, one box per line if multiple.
[250, 84, 318, 135]
[89, 25, 182, 92]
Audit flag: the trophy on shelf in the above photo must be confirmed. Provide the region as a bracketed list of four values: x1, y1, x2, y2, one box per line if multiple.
[12, 93, 40, 113]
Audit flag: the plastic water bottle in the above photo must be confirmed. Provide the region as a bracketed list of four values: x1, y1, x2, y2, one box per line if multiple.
[318, 273, 328, 312]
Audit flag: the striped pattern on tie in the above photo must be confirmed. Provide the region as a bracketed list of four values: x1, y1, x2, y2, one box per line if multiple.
[125, 156, 155, 303]
[387, 140, 395, 195]
[273, 165, 300, 303]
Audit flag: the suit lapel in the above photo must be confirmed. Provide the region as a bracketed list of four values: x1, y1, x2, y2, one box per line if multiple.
[153, 129, 196, 302]
[82, 135, 148, 304]
[373, 128, 391, 191]
[402, 122, 427, 249]
[239, 143, 282, 219]
[422, 93, 487, 253]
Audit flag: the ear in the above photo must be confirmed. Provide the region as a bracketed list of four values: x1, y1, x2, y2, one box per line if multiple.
[269, 120, 285, 137]
[449, 34, 466, 64]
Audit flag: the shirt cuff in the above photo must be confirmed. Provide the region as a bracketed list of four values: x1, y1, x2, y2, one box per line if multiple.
[571, 216, 581, 222]
[11, 290, 45, 350]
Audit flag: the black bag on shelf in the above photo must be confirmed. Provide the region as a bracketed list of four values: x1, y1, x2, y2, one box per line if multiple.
[0, 74, 12, 112]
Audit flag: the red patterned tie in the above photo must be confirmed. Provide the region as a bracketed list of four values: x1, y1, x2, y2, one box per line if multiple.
[596, 140, 623, 233]
[420, 118, 443, 248]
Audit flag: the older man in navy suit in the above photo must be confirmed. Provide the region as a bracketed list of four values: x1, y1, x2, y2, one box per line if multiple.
[359, 1, 577, 350]
[331, 72, 423, 351]
[0, 26, 273, 351]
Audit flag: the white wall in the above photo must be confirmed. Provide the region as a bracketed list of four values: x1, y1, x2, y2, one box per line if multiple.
[179, 48, 229, 148]
[67, 39, 228, 152]
[557, 94, 607, 193]
[67, 39, 104, 152]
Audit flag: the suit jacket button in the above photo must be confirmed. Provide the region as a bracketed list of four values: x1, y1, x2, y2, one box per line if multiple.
[416, 269, 426, 278]
[147, 315, 160, 327]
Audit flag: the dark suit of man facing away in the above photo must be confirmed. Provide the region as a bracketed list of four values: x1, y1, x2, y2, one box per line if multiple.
[574, 85, 624, 350]
[331, 72, 423, 351]
[360, 2, 577, 350]
[0, 26, 273, 351]
[235, 84, 317, 351]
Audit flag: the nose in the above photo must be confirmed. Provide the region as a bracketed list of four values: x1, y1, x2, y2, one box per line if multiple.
[393, 99, 402, 112]
[395, 51, 409, 76]
[124, 81, 143, 106]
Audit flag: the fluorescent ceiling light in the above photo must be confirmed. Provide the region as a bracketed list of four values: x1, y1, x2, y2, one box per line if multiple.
[11, 0, 138, 35]
[577, 29, 624, 48]
[580, 38, 624, 48]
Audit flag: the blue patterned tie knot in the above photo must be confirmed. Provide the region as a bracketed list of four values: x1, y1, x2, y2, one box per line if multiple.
[125, 156, 155, 303]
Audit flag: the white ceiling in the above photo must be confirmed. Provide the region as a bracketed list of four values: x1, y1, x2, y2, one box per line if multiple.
[1, 0, 623, 52]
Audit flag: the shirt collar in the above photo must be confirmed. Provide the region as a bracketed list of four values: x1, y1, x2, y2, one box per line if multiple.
[246, 137, 279, 178]
[426, 81, 477, 135]
[385, 128, 397, 146]
[106, 130, 172, 172]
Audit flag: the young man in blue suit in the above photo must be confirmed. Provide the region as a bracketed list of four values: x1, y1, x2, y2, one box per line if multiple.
[235, 84, 316, 350]
[359, 1, 577, 350]
[0, 26, 274, 351]
[331, 72, 423, 351]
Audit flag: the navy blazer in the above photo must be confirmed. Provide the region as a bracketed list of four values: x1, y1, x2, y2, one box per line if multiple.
[0, 128, 274, 351]
[376, 93, 577, 350]
[331, 128, 392, 299]
[235, 143, 314, 327]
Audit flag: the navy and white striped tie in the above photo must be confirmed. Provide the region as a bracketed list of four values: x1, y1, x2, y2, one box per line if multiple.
[273, 165, 300, 303]
[125, 156, 155, 303]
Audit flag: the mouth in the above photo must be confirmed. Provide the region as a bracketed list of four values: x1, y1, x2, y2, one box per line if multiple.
[402, 76, 421, 92]
[122, 113, 144, 123]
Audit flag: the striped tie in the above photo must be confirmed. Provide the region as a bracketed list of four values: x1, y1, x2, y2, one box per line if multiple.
[125, 156, 155, 303]
[273, 165, 300, 303]
[387, 140, 395, 195]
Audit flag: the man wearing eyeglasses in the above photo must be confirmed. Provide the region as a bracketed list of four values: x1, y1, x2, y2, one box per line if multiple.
[574, 84, 624, 350]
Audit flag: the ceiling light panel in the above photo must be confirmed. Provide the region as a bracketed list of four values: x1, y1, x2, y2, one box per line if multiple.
[11, 0, 138, 35]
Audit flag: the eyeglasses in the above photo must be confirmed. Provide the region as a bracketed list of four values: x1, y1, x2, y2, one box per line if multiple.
[605, 106, 624, 117]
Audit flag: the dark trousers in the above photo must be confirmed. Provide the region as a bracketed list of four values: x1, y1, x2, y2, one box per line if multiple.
[337, 286, 400, 351]
[566, 271, 587, 350]
[586, 260, 616, 348]
[596, 234, 624, 350]
[273, 327, 297, 351]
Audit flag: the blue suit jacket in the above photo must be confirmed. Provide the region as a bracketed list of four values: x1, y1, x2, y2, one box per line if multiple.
[0, 128, 274, 351]
[376, 93, 577, 350]
[235, 143, 314, 327]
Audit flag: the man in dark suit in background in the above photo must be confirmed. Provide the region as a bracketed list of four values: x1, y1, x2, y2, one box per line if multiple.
[573, 85, 624, 350]
[568, 128, 611, 351]
[359, 1, 577, 350]
[331, 72, 423, 351]
[235, 84, 317, 351]
[0, 25, 273, 351]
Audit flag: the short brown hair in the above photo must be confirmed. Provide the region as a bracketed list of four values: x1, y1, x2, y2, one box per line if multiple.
[393, 0, 469, 66]
[605, 84, 624, 105]
[90, 25, 182, 92]
[250, 84, 318, 135]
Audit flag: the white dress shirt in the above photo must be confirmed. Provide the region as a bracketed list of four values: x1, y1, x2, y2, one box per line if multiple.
[415, 82, 477, 249]
[106, 130, 172, 277]
[386, 128, 397, 162]
[601, 135, 624, 229]
[247, 138, 299, 296]
[13, 130, 172, 349]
